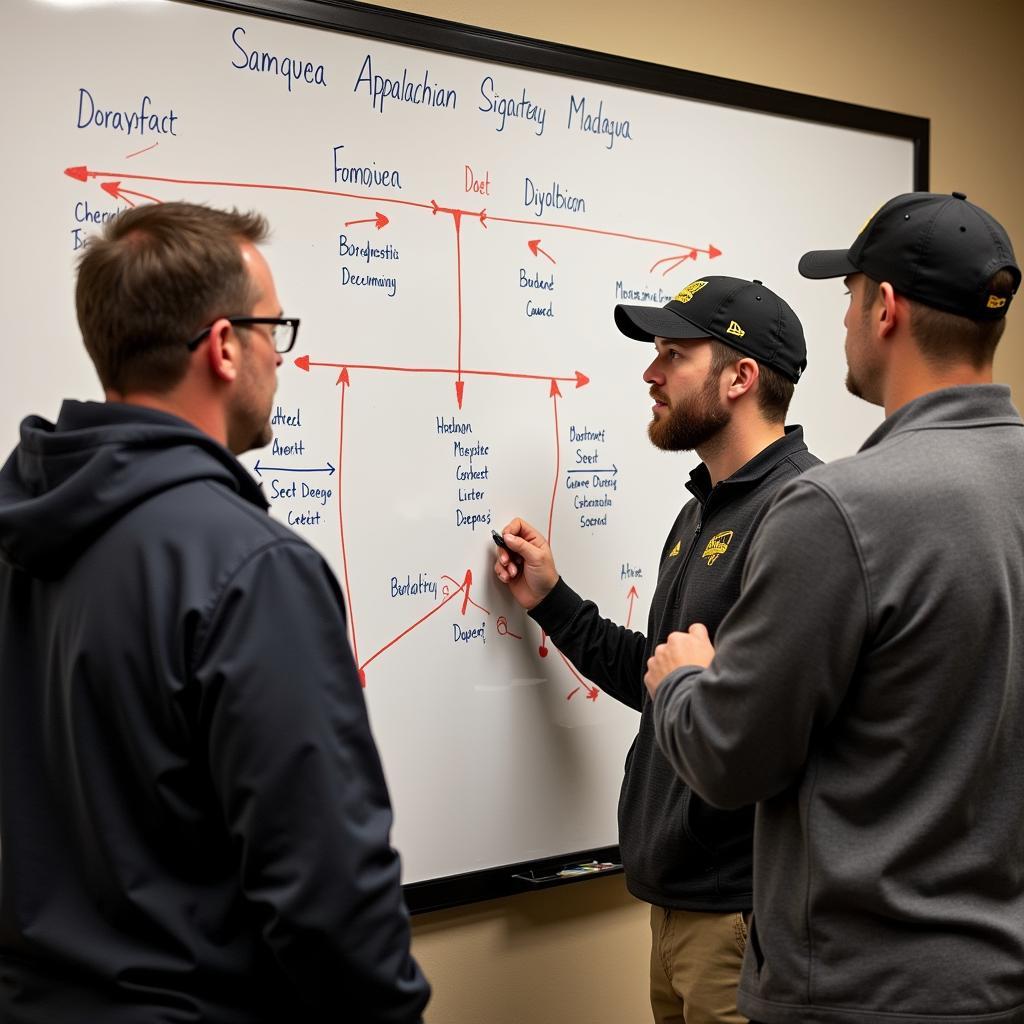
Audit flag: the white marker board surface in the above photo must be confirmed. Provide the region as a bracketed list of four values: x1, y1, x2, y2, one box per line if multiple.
[0, 0, 924, 906]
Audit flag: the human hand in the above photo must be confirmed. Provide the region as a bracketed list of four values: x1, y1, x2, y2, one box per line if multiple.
[644, 624, 715, 699]
[492, 517, 559, 611]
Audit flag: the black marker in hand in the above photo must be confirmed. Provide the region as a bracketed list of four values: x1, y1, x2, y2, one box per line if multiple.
[491, 528, 523, 567]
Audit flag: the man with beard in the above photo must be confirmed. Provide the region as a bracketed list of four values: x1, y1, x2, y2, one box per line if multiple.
[493, 276, 819, 1024]
[645, 193, 1022, 1024]
[0, 202, 429, 1023]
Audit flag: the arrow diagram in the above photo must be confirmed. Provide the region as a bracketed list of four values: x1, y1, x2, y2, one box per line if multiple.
[344, 211, 389, 229]
[567, 464, 618, 475]
[100, 180, 162, 206]
[253, 459, 335, 477]
[528, 239, 556, 265]
[625, 585, 639, 629]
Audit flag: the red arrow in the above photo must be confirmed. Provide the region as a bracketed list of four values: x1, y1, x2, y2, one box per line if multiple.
[100, 180, 162, 205]
[547, 379, 561, 552]
[294, 357, 590, 389]
[344, 212, 389, 229]
[650, 249, 696, 274]
[336, 367, 350, 387]
[453, 210, 465, 409]
[64, 165, 434, 213]
[528, 239, 556, 265]
[561, 651, 600, 701]
[358, 570, 477, 678]
[336, 361, 359, 681]
[650, 244, 723, 275]
[625, 585, 639, 629]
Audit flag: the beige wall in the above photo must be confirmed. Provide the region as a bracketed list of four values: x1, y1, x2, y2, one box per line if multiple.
[377, 2, 1024, 1020]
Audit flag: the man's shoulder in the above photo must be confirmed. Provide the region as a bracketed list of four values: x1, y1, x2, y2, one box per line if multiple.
[744, 443, 823, 505]
[767, 449, 899, 534]
[771, 446, 824, 480]
[117, 471, 316, 570]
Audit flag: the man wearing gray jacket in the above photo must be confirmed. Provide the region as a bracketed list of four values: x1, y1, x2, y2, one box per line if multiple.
[643, 191, 1023, 1024]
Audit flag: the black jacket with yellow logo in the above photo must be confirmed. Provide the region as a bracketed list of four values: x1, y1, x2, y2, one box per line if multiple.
[530, 426, 819, 910]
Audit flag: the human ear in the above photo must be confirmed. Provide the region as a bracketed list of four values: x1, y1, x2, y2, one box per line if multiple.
[205, 318, 241, 382]
[726, 357, 759, 399]
[878, 282, 898, 338]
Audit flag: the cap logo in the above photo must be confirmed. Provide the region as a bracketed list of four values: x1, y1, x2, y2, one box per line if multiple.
[673, 280, 708, 304]
[726, 320, 745, 338]
[987, 295, 1008, 309]
[859, 204, 882, 234]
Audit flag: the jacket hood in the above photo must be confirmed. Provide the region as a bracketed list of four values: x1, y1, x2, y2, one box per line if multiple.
[0, 401, 268, 579]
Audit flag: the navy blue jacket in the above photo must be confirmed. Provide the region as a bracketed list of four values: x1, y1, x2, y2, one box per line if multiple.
[0, 401, 429, 1023]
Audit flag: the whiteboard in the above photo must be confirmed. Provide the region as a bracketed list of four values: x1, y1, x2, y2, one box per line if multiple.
[0, 0, 922, 901]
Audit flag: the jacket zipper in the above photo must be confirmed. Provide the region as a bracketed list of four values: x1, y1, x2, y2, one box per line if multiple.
[652, 489, 714, 646]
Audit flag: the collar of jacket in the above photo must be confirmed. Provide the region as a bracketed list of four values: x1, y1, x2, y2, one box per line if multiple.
[685, 424, 808, 504]
[858, 384, 1022, 453]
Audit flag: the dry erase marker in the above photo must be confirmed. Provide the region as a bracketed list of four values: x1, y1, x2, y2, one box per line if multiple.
[491, 529, 523, 566]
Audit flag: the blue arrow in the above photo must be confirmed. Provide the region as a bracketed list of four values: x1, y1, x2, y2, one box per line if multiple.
[254, 460, 336, 477]
[566, 464, 618, 475]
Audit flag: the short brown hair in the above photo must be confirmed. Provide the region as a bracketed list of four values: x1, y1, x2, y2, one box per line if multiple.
[862, 271, 1014, 368]
[709, 341, 794, 423]
[75, 202, 269, 393]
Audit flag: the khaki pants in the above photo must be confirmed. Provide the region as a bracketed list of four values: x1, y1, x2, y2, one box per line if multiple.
[649, 906, 749, 1024]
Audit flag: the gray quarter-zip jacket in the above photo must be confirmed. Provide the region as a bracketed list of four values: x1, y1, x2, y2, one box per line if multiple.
[654, 385, 1024, 1024]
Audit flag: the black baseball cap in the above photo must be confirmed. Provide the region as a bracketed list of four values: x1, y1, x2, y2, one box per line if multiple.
[799, 191, 1020, 320]
[614, 276, 807, 382]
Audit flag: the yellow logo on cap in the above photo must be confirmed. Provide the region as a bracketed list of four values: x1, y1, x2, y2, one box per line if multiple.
[702, 531, 734, 566]
[668, 541, 682, 558]
[726, 320, 745, 338]
[860, 204, 882, 234]
[673, 281, 708, 304]
[987, 295, 1008, 309]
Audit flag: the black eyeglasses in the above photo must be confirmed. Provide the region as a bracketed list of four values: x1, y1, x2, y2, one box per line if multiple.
[186, 317, 300, 354]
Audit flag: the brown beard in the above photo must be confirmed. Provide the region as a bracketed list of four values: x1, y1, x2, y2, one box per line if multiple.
[648, 371, 730, 452]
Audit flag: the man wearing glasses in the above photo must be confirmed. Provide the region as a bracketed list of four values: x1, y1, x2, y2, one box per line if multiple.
[0, 202, 430, 1023]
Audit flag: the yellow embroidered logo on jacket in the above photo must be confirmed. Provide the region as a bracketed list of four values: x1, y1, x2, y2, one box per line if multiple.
[702, 531, 734, 565]
[726, 320, 745, 338]
[673, 281, 708, 304]
[987, 294, 1008, 309]
[668, 540, 682, 557]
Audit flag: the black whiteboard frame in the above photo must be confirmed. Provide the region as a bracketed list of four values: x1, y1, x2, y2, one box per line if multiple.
[179, 0, 929, 913]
